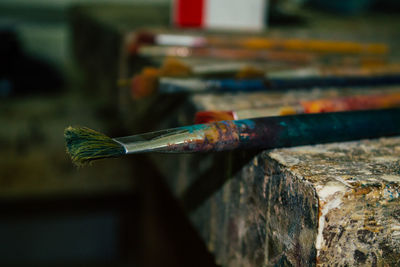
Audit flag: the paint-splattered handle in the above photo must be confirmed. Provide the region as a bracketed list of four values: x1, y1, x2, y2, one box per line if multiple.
[120, 108, 400, 154]
[236, 108, 400, 150]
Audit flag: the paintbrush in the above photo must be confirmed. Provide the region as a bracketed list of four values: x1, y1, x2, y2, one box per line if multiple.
[237, 38, 388, 54]
[129, 63, 400, 98]
[136, 46, 315, 63]
[157, 75, 400, 94]
[159, 75, 400, 94]
[125, 58, 266, 98]
[129, 31, 388, 55]
[65, 108, 400, 166]
[194, 91, 400, 123]
[266, 64, 400, 78]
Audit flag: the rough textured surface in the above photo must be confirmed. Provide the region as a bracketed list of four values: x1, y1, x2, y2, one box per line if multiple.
[188, 152, 319, 266]
[161, 138, 400, 266]
[270, 138, 400, 266]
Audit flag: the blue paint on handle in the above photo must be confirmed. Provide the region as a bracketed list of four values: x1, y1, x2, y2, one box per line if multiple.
[160, 75, 400, 93]
[209, 79, 266, 91]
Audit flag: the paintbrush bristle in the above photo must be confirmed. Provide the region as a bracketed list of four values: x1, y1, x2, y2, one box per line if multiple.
[130, 59, 193, 99]
[64, 126, 125, 166]
[130, 67, 160, 99]
[235, 66, 265, 79]
[160, 58, 193, 77]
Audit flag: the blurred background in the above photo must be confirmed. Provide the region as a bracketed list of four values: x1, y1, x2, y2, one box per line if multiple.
[0, 0, 399, 266]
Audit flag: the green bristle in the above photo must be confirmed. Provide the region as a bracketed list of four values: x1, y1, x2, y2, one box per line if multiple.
[64, 126, 125, 166]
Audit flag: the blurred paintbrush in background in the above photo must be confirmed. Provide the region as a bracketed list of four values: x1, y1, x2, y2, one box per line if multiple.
[136, 46, 316, 63]
[129, 31, 388, 54]
[118, 58, 266, 99]
[194, 91, 400, 123]
[158, 64, 400, 95]
[123, 59, 400, 99]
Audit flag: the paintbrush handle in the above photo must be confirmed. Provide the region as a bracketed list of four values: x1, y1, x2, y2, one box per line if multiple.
[159, 75, 400, 93]
[131, 32, 388, 54]
[237, 108, 400, 150]
[268, 76, 400, 89]
[115, 108, 400, 154]
[238, 39, 388, 54]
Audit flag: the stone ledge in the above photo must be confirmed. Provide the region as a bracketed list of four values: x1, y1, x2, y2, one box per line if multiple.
[188, 137, 400, 266]
[269, 137, 400, 266]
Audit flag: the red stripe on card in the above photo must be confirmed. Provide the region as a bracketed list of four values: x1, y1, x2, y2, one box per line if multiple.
[175, 0, 204, 28]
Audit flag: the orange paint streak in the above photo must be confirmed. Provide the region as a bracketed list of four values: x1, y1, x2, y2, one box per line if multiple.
[301, 92, 400, 113]
[279, 106, 298, 116]
[238, 38, 388, 54]
[195, 111, 235, 124]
